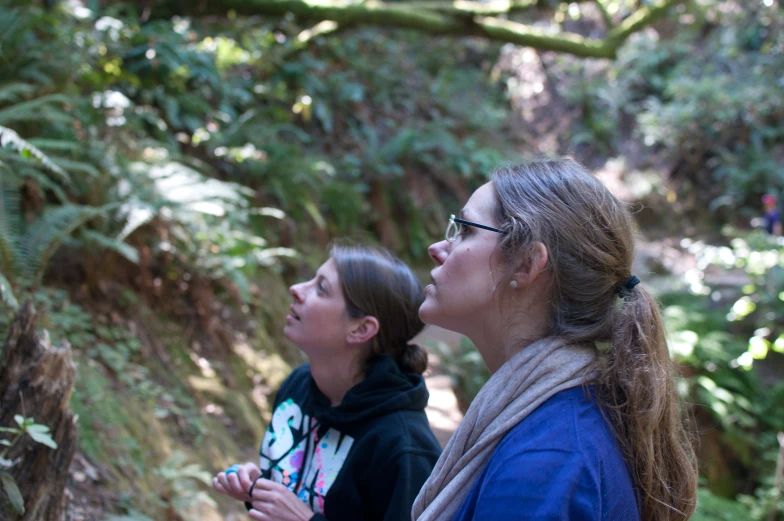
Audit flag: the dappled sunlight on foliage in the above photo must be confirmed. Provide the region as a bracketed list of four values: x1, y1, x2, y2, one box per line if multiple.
[1, 0, 783, 519]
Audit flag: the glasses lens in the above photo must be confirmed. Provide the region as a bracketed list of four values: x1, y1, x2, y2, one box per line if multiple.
[445, 214, 458, 242]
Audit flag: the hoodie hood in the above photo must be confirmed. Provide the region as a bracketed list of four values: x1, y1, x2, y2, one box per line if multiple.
[309, 355, 429, 429]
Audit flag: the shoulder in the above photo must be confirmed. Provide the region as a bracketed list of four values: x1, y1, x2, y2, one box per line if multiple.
[357, 409, 441, 466]
[473, 387, 638, 519]
[496, 386, 618, 457]
[481, 387, 632, 484]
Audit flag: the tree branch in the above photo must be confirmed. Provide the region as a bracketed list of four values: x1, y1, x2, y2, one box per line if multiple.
[151, 0, 685, 60]
[408, 0, 537, 16]
[608, 0, 682, 44]
[474, 16, 614, 58]
[593, 0, 614, 29]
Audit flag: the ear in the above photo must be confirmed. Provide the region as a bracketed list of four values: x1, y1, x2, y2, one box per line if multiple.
[510, 241, 549, 287]
[346, 315, 380, 345]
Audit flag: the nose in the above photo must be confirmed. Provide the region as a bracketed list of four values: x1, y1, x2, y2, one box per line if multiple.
[289, 282, 305, 302]
[428, 240, 448, 266]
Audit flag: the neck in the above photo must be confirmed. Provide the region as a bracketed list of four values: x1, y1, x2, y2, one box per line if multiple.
[308, 350, 367, 406]
[467, 298, 550, 374]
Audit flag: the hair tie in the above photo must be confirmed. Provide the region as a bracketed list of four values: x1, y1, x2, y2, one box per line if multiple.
[617, 275, 640, 298]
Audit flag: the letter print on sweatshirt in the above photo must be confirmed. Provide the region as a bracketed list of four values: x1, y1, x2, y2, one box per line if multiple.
[259, 399, 355, 514]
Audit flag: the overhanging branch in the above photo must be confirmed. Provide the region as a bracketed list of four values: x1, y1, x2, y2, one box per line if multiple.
[153, 0, 685, 60]
[409, 0, 538, 16]
[474, 16, 614, 58]
[607, 0, 682, 44]
[593, 0, 614, 29]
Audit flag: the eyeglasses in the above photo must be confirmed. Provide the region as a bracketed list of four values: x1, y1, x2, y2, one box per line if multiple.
[445, 214, 506, 242]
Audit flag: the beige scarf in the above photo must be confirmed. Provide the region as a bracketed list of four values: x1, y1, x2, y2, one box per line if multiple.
[412, 337, 598, 521]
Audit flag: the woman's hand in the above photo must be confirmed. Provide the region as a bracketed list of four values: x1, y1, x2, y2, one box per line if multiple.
[248, 478, 315, 521]
[212, 462, 261, 502]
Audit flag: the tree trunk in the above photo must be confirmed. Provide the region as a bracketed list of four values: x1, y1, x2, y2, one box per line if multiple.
[0, 301, 77, 521]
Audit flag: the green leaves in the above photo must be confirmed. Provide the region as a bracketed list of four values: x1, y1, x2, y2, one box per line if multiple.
[23, 425, 57, 450]
[0, 415, 58, 514]
[12, 415, 58, 450]
[0, 471, 24, 515]
[0, 125, 69, 183]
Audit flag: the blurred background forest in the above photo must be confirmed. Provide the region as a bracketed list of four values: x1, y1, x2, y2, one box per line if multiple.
[1, 0, 783, 519]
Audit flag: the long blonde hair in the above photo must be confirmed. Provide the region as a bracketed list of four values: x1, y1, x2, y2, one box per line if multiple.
[491, 158, 698, 521]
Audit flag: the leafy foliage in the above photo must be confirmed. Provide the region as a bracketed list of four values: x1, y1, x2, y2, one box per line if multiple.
[1, 1, 783, 520]
[0, 415, 58, 516]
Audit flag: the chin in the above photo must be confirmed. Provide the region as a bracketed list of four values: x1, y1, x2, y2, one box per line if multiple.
[418, 299, 443, 327]
[282, 325, 297, 344]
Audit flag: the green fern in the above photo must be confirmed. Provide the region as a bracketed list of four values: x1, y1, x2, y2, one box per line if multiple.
[0, 175, 22, 280]
[22, 204, 115, 286]
[79, 230, 140, 264]
[0, 158, 69, 202]
[0, 83, 37, 104]
[0, 125, 68, 182]
[0, 93, 71, 127]
[0, 271, 18, 309]
[116, 199, 157, 242]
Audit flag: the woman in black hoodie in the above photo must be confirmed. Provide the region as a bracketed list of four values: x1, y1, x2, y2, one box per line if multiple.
[213, 243, 441, 521]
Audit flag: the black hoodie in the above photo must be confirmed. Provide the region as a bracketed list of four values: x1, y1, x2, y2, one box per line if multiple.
[254, 355, 441, 521]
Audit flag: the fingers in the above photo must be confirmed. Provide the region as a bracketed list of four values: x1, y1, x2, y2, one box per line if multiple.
[227, 471, 243, 495]
[250, 488, 276, 503]
[238, 465, 254, 495]
[245, 462, 262, 481]
[214, 473, 232, 493]
[248, 507, 269, 521]
[251, 477, 283, 492]
[212, 476, 227, 494]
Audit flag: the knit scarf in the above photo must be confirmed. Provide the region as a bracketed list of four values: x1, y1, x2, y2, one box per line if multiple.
[412, 336, 598, 521]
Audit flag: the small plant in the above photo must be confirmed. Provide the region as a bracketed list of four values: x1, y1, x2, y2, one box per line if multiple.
[103, 451, 216, 521]
[0, 415, 58, 516]
[153, 451, 217, 519]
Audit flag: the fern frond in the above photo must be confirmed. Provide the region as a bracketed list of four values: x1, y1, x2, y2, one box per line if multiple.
[80, 230, 140, 264]
[0, 175, 22, 279]
[0, 82, 38, 104]
[21, 204, 113, 286]
[0, 271, 19, 310]
[27, 138, 83, 153]
[0, 125, 69, 182]
[50, 157, 100, 177]
[116, 198, 157, 242]
[20, 68, 56, 89]
[0, 93, 71, 126]
[0, 158, 69, 202]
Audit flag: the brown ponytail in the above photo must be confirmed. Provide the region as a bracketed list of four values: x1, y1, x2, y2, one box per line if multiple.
[491, 159, 698, 521]
[330, 242, 428, 375]
[601, 286, 697, 521]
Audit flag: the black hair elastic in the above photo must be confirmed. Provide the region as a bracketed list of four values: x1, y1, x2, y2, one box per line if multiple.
[617, 275, 640, 298]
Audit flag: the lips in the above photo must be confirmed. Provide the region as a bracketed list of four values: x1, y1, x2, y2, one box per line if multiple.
[289, 305, 301, 320]
[424, 272, 437, 294]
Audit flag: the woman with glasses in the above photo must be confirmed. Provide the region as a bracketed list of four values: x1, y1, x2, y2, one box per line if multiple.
[213, 243, 441, 521]
[413, 158, 698, 521]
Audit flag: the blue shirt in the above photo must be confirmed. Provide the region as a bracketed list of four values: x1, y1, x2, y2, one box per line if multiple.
[452, 386, 640, 521]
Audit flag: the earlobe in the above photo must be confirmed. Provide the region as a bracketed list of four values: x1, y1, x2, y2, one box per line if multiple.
[347, 316, 380, 345]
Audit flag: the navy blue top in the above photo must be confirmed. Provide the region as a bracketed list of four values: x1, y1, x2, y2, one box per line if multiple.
[452, 386, 641, 521]
[764, 210, 780, 234]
